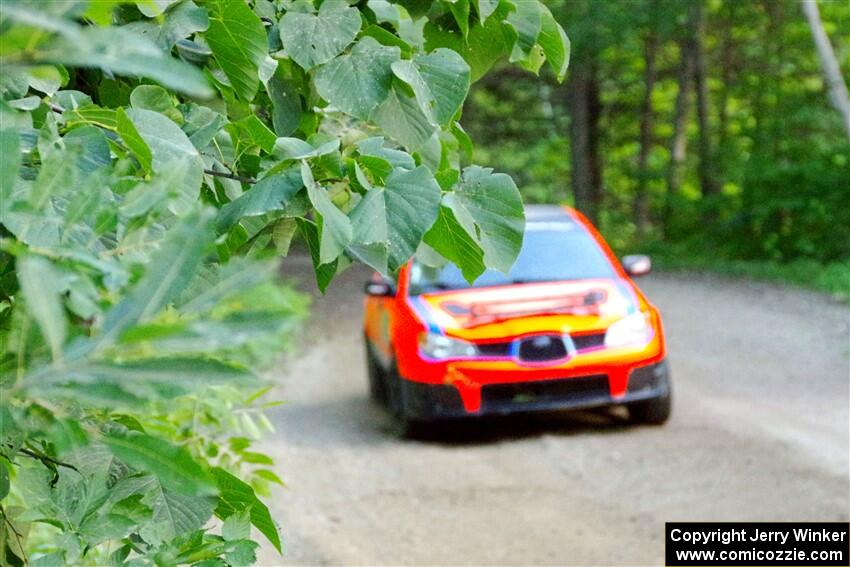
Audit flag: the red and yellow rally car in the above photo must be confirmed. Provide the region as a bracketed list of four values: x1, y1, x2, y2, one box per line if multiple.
[363, 205, 671, 427]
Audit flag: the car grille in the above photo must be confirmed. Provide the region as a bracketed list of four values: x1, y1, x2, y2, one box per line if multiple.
[482, 375, 610, 407]
[476, 341, 512, 357]
[518, 335, 567, 362]
[474, 332, 606, 359]
[571, 332, 605, 350]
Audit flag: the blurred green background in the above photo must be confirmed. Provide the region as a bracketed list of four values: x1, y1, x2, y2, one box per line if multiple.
[462, 0, 850, 296]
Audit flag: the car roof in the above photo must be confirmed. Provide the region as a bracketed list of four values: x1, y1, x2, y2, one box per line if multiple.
[524, 205, 578, 227]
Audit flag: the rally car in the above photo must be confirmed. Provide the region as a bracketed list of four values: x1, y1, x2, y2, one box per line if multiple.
[362, 205, 671, 429]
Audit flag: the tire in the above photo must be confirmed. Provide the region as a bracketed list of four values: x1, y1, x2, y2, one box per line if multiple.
[384, 362, 430, 438]
[398, 417, 428, 440]
[384, 360, 404, 418]
[628, 387, 672, 424]
[364, 341, 388, 405]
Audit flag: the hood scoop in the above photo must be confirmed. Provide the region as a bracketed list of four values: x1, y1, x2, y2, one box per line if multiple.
[441, 289, 608, 328]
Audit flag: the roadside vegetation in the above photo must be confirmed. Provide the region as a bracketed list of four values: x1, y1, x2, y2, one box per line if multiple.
[463, 0, 850, 297]
[0, 0, 568, 564]
[642, 245, 850, 301]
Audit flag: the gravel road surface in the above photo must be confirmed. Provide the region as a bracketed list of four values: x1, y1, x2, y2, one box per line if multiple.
[257, 259, 849, 566]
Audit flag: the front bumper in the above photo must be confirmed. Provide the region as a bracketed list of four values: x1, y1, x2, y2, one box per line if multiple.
[399, 360, 670, 420]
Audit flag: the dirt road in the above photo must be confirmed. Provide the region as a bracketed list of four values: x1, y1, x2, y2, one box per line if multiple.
[257, 259, 849, 566]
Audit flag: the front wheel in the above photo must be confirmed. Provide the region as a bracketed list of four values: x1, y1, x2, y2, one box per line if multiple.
[364, 341, 388, 405]
[628, 388, 672, 424]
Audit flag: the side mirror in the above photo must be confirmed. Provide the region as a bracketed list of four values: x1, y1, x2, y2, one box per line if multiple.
[364, 280, 395, 297]
[621, 254, 652, 277]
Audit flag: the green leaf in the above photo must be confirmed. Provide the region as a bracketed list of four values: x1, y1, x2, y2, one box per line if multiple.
[474, 0, 499, 21]
[302, 162, 352, 264]
[104, 432, 216, 497]
[69, 358, 252, 387]
[64, 126, 111, 173]
[159, 0, 209, 48]
[423, 204, 486, 282]
[119, 160, 189, 218]
[372, 83, 435, 150]
[424, 3, 509, 82]
[447, 0, 470, 40]
[298, 219, 338, 292]
[18, 256, 67, 361]
[265, 67, 301, 137]
[506, 0, 542, 62]
[274, 137, 340, 161]
[0, 462, 9, 501]
[253, 469, 285, 486]
[180, 103, 227, 150]
[357, 137, 417, 170]
[65, 105, 117, 130]
[119, 314, 289, 353]
[222, 509, 251, 541]
[178, 258, 275, 314]
[33, 358, 249, 404]
[27, 65, 69, 96]
[212, 467, 281, 553]
[443, 166, 525, 273]
[368, 0, 401, 24]
[125, 108, 198, 169]
[391, 48, 470, 127]
[226, 115, 277, 153]
[538, 6, 569, 82]
[361, 24, 413, 56]
[78, 513, 136, 546]
[348, 165, 441, 273]
[129, 84, 182, 124]
[116, 107, 152, 173]
[126, 108, 202, 211]
[29, 147, 78, 209]
[314, 38, 400, 119]
[3, 5, 213, 97]
[226, 540, 259, 566]
[122, 475, 216, 546]
[205, 0, 267, 101]
[98, 209, 214, 344]
[215, 167, 305, 233]
[0, 130, 20, 213]
[82, 0, 123, 25]
[137, 0, 177, 17]
[451, 121, 473, 162]
[8, 96, 41, 111]
[279, 1, 362, 71]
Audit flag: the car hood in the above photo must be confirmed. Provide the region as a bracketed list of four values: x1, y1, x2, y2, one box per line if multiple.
[408, 279, 639, 341]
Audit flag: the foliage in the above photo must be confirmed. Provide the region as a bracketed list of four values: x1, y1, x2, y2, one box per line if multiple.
[643, 242, 850, 302]
[0, 0, 568, 564]
[462, 0, 850, 271]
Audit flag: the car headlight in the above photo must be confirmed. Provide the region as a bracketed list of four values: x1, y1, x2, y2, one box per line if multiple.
[604, 312, 652, 348]
[419, 332, 478, 359]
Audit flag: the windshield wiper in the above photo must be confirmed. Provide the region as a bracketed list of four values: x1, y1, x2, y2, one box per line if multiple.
[509, 278, 559, 284]
[428, 282, 459, 291]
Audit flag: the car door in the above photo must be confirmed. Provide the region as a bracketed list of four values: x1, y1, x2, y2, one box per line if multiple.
[363, 274, 396, 365]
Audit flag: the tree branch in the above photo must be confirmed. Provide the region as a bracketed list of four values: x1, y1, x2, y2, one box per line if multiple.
[203, 168, 255, 184]
[17, 445, 79, 472]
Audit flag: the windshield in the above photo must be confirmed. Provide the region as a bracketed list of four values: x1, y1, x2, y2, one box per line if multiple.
[409, 223, 616, 294]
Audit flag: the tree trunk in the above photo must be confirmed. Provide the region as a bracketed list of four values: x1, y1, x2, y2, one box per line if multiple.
[690, 1, 718, 198]
[664, 40, 693, 234]
[717, 1, 736, 153]
[635, 29, 659, 236]
[569, 64, 592, 218]
[569, 60, 603, 222]
[587, 64, 603, 220]
[801, 0, 850, 141]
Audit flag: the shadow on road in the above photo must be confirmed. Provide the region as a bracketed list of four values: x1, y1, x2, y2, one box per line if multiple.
[398, 407, 635, 446]
[274, 390, 639, 448]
